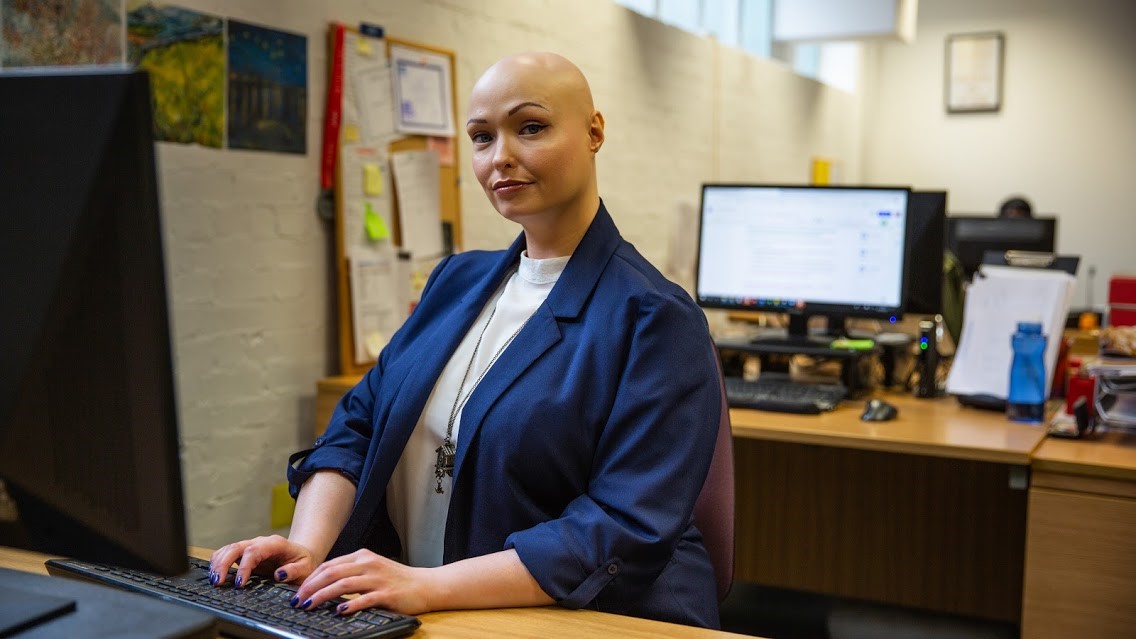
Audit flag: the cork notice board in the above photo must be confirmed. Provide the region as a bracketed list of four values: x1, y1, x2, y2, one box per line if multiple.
[329, 24, 461, 376]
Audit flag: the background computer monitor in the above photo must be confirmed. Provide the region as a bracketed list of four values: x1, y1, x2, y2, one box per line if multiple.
[945, 216, 1058, 280]
[0, 68, 188, 577]
[904, 191, 948, 315]
[695, 184, 911, 340]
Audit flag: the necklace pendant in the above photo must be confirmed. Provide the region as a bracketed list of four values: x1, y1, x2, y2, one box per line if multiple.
[434, 442, 456, 494]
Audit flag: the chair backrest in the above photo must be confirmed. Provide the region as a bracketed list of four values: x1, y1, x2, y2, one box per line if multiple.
[692, 355, 735, 602]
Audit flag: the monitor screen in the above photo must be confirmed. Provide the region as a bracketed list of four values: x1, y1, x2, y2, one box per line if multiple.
[945, 216, 1057, 280]
[0, 68, 188, 577]
[696, 184, 910, 338]
[904, 191, 948, 315]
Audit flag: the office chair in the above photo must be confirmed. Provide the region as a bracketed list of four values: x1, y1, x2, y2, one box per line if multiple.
[693, 354, 735, 603]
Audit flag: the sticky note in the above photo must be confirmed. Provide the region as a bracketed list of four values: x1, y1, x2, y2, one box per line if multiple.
[363, 163, 383, 196]
[364, 202, 389, 241]
[342, 123, 359, 143]
[356, 37, 372, 56]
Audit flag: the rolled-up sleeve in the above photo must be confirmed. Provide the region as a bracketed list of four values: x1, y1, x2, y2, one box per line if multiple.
[286, 369, 381, 498]
[504, 291, 719, 608]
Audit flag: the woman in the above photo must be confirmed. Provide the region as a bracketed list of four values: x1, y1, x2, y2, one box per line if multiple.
[209, 52, 722, 628]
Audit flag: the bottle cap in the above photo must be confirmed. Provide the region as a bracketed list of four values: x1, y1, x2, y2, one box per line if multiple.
[1017, 321, 1043, 334]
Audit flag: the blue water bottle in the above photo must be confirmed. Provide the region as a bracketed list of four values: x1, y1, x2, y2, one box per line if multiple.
[1007, 322, 1047, 423]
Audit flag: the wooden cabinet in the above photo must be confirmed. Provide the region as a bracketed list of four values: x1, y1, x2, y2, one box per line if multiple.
[314, 374, 362, 438]
[1021, 432, 1136, 638]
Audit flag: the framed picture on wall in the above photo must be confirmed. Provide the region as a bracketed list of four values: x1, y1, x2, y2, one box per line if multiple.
[945, 32, 1004, 113]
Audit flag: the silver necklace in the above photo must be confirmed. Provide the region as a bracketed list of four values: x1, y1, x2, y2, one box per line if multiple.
[434, 295, 531, 494]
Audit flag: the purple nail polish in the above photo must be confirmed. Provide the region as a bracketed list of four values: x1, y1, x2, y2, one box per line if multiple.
[290, 595, 300, 607]
[209, 572, 218, 586]
[337, 603, 349, 614]
[234, 576, 243, 588]
[275, 570, 287, 581]
[300, 598, 313, 610]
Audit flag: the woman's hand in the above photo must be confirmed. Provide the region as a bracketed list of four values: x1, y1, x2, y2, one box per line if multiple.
[291, 549, 435, 615]
[209, 535, 318, 588]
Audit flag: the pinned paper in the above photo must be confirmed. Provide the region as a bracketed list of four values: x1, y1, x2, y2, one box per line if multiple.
[363, 163, 383, 195]
[356, 36, 373, 56]
[364, 202, 389, 241]
[342, 123, 359, 143]
[364, 331, 386, 358]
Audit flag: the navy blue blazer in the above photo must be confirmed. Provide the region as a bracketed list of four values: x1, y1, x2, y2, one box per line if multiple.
[289, 203, 721, 627]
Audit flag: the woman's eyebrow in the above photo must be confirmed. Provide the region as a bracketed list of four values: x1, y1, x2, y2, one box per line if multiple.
[508, 101, 549, 116]
[467, 101, 551, 127]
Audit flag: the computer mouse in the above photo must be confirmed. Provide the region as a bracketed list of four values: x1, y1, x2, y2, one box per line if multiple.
[861, 398, 898, 422]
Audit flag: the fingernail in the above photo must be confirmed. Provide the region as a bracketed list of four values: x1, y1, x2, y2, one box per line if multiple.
[337, 603, 349, 614]
[290, 595, 300, 607]
[208, 572, 218, 586]
[300, 598, 313, 610]
[275, 570, 287, 581]
[234, 576, 243, 588]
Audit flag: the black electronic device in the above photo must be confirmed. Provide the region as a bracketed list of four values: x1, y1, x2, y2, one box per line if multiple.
[0, 66, 201, 635]
[914, 319, 941, 398]
[723, 374, 847, 414]
[0, 67, 205, 638]
[0, 66, 189, 576]
[47, 557, 420, 639]
[860, 398, 898, 422]
[904, 191, 947, 315]
[945, 215, 1057, 280]
[696, 184, 911, 343]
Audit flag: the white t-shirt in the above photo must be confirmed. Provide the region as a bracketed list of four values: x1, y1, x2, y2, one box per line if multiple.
[385, 251, 569, 567]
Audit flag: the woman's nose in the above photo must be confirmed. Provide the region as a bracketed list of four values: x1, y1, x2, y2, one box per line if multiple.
[492, 136, 515, 169]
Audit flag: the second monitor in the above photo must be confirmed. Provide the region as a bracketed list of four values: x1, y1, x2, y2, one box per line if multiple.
[696, 183, 910, 343]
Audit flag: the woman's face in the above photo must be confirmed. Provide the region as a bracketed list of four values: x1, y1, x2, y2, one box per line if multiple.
[466, 62, 602, 226]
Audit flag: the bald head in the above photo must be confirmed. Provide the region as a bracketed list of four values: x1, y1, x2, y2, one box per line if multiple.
[469, 52, 597, 125]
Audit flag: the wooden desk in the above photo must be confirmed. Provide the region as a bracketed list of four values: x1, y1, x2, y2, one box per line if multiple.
[729, 394, 1046, 625]
[0, 546, 754, 639]
[1021, 431, 1136, 638]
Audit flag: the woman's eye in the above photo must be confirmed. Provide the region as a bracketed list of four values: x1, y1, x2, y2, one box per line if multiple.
[520, 123, 545, 135]
[470, 132, 492, 144]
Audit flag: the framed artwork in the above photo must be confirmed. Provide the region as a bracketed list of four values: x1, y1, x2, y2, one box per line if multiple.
[945, 32, 1004, 113]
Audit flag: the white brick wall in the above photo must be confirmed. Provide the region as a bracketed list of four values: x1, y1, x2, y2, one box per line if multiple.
[161, 0, 862, 547]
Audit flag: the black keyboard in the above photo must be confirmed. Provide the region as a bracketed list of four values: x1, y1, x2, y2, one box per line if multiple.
[46, 557, 420, 639]
[724, 376, 847, 414]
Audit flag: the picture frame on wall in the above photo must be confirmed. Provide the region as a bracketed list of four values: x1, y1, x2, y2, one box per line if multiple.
[945, 32, 1004, 113]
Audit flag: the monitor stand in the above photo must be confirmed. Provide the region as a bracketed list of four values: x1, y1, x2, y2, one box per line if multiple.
[0, 568, 215, 638]
[748, 313, 848, 350]
[0, 584, 75, 636]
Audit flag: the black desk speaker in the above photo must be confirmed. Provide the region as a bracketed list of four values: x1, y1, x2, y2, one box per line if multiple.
[915, 319, 940, 398]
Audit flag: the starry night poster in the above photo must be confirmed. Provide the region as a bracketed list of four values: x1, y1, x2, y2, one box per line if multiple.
[226, 19, 307, 154]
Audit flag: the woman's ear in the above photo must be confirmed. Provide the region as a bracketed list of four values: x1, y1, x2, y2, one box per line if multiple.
[588, 110, 605, 153]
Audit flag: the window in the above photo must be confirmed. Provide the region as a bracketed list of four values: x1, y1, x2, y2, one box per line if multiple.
[613, 0, 860, 93]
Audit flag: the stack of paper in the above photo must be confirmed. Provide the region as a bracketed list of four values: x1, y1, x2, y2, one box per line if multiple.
[946, 265, 1076, 399]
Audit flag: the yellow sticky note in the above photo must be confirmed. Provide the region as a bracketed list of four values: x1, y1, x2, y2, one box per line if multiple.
[364, 202, 389, 241]
[356, 37, 372, 55]
[363, 163, 383, 196]
[342, 123, 359, 143]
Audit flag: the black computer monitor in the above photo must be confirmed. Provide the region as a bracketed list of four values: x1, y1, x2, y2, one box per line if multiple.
[945, 215, 1057, 280]
[904, 191, 948, 315]
[0, 67, 188, 583]
[695, 184, 910, 341]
